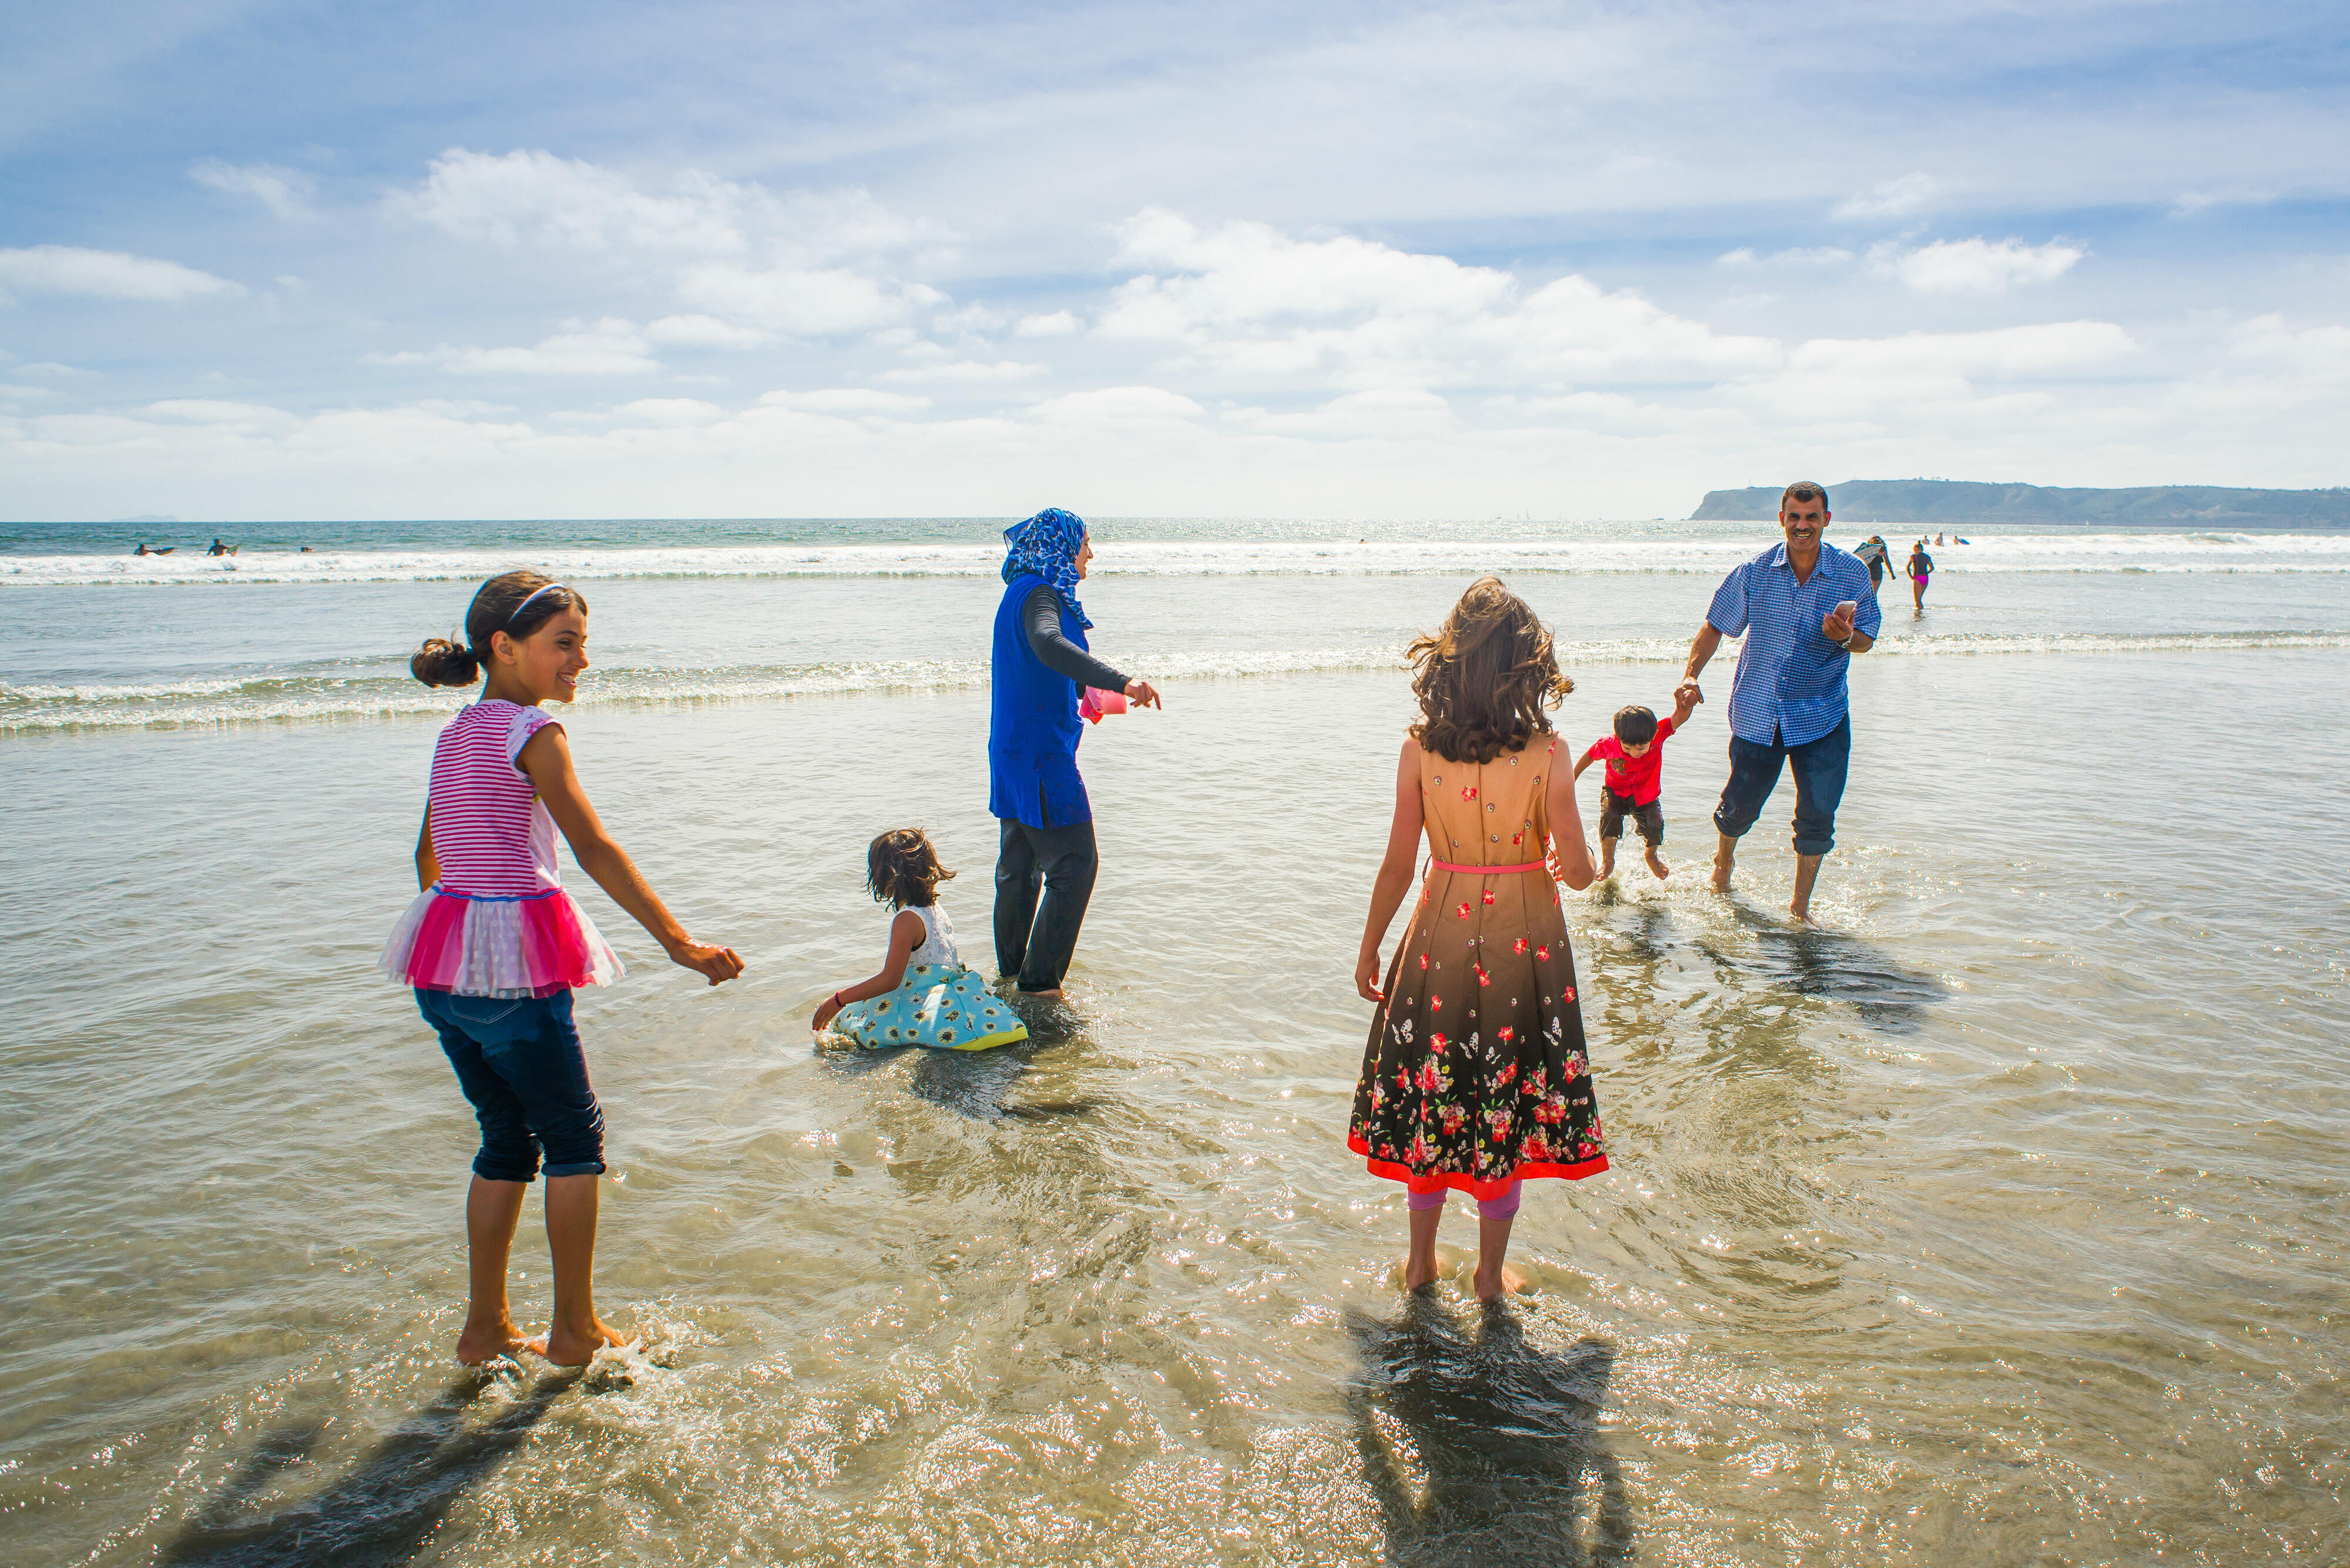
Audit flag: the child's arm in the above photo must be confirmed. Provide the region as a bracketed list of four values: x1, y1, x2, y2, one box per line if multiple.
[1546, 753, 1597, 891]
[1670, 687, 1698, 727]
[518, 724, 744, 986]
[415, 806, 442, 891]
[1355, 740, 1426, 1003]
[1572, 744, 1600, 780]
[811, 909, 925, 1030]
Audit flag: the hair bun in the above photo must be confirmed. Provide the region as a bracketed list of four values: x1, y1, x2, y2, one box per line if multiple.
[411, 636, 482, 688]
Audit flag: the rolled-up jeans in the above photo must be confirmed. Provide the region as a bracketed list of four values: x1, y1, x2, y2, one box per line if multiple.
[993, 817, 1098, 992]
[416, 987, 606, 1182]
[1711, 716, 1852, 857]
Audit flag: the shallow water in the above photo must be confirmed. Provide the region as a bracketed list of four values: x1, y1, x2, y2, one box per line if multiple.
[2, 525, 2345, 1565]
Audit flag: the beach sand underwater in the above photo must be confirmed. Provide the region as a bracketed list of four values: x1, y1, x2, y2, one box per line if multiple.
[2, 517, 2346, 1565]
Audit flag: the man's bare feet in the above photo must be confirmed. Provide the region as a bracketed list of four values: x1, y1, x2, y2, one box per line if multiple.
[1788, 902, 1822, 928]
[456, 1318, 546, 1365]
[1018, 988, 1063, 1000]
[1471, 1259, 1526, 1301]
[1645, 847, 1670, 880]
[545, 1317, 634, 1367]
[1711, 858, 1733, 892]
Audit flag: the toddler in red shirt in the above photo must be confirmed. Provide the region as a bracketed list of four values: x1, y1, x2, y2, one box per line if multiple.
[1574, 690, 1698, 880]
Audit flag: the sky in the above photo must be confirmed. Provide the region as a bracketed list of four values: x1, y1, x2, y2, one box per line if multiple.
[2, 0, 2346, 522]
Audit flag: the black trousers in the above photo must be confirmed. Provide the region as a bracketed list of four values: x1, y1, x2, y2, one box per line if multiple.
[993, 818, 1099, 992]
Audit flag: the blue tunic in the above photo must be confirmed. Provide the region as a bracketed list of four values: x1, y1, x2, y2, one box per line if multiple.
[989, 574, 1092, 828]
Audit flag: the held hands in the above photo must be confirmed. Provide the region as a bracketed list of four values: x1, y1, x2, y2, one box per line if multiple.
[1355, 946, 1385, 1003]
[1674, 676, 1703, 709]
[666, 936, 745, 986]
[1123, 677, 1163, 710]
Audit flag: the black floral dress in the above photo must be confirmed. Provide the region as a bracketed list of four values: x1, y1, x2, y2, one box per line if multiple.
[1349, 734, 1607, 1196]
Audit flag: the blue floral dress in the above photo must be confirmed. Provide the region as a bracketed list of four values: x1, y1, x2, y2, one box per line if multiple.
[834, 905, 1029, 1051]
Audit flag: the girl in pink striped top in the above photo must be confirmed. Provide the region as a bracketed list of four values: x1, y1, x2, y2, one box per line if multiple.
[384, 570, 743, 1366]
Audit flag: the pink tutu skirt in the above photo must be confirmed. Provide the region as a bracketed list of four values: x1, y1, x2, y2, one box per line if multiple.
[379, 886, 624, 998]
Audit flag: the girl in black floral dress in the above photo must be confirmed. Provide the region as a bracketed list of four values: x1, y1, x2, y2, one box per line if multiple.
[1350, 578, 1604, 1300]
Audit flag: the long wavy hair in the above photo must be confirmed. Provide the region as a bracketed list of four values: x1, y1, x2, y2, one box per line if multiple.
[1406, 577, 1573, 764]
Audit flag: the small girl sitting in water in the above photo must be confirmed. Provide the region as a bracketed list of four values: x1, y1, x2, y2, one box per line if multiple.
[382, 570, 744, 1366]
[813, 830, 1030, 1051]
[1350, 577, 1605, 1301]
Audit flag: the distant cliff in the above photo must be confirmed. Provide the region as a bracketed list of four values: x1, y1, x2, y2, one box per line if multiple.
[1688, 481, 2350, 527]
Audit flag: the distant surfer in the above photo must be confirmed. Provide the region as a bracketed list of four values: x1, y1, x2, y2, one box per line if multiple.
[133, 542, 174, 555]
[1907, 539, 1934, 610]
[1853, 534, 1891, 593]
[206, 538, 238, 556]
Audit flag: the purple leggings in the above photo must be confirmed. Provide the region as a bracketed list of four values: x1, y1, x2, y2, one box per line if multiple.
[1407, 1181, 1522, 1221]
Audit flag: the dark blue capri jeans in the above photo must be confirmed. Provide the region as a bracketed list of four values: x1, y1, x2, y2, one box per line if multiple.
[1711, 717, 1852, 857]
[416, 988, 606, 1181]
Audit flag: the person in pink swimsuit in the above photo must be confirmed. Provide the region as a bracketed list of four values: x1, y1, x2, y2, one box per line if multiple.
[384, 570, 743, 1366]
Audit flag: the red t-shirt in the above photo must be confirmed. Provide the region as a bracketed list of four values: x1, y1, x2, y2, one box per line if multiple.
[1590, 716, 1677, 805]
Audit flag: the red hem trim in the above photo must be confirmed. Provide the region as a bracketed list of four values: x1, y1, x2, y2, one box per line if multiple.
[1349, 1134, 1608, 1197]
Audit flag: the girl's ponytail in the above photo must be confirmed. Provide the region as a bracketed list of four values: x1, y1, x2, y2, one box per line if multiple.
[408, 570, 586, 689]
[411, 636, 482, 687]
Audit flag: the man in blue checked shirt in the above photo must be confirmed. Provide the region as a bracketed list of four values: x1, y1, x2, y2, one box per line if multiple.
[1676, 481, 1880, 924]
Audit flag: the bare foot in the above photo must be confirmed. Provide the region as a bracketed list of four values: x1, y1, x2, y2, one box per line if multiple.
[1597, 851, 1616, 880]
[1471, 1260, 1526, 1301]
[545, 1317, 633, 1367]
[1646, 847, 1670, 880]
[1018, 988, 1063, 1000]
[1711, 858, 1733, 893]
[1788, 903, 1822, 929]
[456, 1318, 545, 1365]
[1401, 1254, 1440, 1291]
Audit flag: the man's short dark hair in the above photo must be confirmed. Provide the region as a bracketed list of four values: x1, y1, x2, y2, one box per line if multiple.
[1613, 705, 1659, 746]
[1781, 481, 1828, 509]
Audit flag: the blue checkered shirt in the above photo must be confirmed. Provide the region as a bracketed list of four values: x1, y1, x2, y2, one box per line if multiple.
[1706, 541, 1882, 746]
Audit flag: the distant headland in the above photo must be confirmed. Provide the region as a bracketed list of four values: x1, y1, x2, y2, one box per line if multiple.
[1689, 481, 2350, 527]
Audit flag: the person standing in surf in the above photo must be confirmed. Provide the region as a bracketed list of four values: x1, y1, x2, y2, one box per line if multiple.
[385, 570, 744, 1365]
[988, 508, 1162, 999]
[1906, 538, 1935, 610]
[1677, 481, 1880, 925]
[1350, 577, 1604, 1302]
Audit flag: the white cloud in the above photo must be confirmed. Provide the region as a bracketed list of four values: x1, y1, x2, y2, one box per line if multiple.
[372, 318, 660, 376]
[878, 358, 1046, 383]
[1718, 246, 1855, 268]
[2227, 314, 2350, 380]
[613, 398, 723, 424]
[189, 159, 318, 221]
[0, 245, 240, 302]
[387, 148, 754, 255]
[676, 263, 932, 335]
[1016, 310, 1081, 337]
[1834, 173, 1939, 220]
[1879, 237, 2084, 296]
[1099, 209, 1775, 388]
[1789, 321, 2136, 380]
[759, 388, 932, 412]
[1027, 386, 1207, 429]
[143, 399, 293, 424]
[646, 314, 771, 348]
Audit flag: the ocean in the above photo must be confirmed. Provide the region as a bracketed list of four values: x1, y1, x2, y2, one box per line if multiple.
[2, 516, 2345, 1565]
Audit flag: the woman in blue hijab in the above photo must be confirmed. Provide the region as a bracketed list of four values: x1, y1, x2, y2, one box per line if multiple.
[989, 508, 1162, 998]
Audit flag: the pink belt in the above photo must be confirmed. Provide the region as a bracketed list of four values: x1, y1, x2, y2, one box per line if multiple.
[1430, 858, 1547, 875]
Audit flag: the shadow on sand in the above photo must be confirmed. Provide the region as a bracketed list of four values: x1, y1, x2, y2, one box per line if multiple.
[156, 1371, 567, 1567]
[1346, 1294, 1633, 1567]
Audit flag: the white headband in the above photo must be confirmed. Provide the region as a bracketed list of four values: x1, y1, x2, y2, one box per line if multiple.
[505, 582, 568, 625]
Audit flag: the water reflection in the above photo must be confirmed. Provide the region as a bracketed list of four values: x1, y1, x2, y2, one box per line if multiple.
[1347, 1296, 1632, 1567]
[157, 1374, 563, 1567]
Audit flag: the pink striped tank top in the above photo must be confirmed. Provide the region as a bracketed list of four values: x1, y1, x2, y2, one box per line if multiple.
[378, 700, 622, 998]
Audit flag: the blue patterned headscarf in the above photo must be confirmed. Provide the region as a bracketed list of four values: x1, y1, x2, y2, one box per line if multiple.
[1001, 507, 1090, 629]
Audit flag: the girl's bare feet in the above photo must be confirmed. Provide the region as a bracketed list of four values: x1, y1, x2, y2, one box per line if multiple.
[1471, 1259, 1527, 1301]
[1401, 1253, 1441, 1290]
[545, 1316, 633, 1366]
[456, 1317, 546, 1365]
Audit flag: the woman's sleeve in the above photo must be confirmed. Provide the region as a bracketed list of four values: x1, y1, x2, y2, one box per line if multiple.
[1023, 586, 1130, 691]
